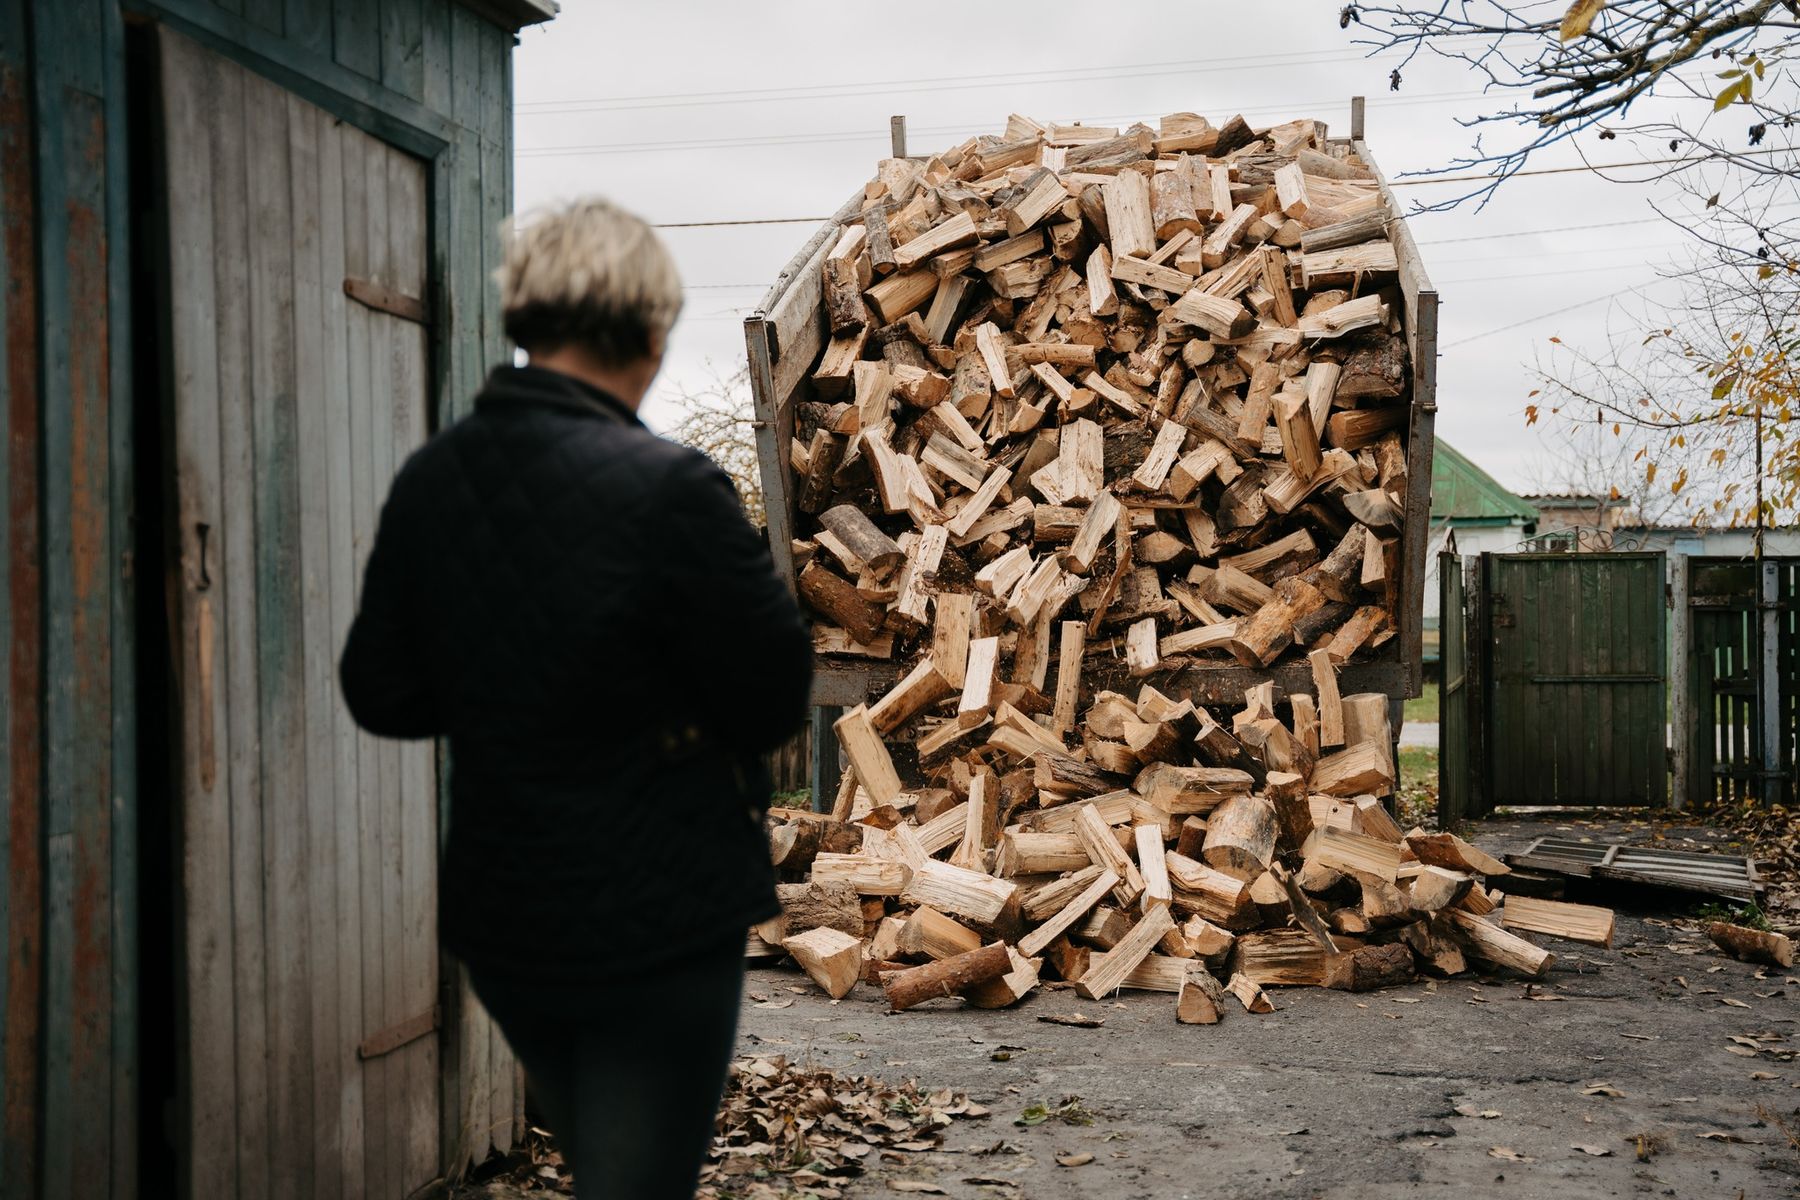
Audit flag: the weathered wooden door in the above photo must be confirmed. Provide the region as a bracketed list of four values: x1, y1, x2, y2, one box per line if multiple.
[1483, 553, 1668, 806]
[159, 28, 441, 1199]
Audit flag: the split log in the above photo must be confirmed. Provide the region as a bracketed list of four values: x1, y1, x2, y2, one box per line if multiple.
[1400, 917, 1468, 976]
[1310, 827, 1400, 883]
[868, 658, 954, 735]
[1323, 942, 1414, 993]
[770, 881, 865, 940]
[1074, 802, 1146, 906]
[899, 906, 984, 961]
[1405, 831, 1509, 877]
[1234, 929, 1331, 987]
[834, 705, 903, 806]
[1018, 868, 1120, 958]
[1201, 795, 1278, 881]
[770, 819, 863, 872]
[1447, 910, 1554, 978]
[1263, 771, 1313, 852]
[1176, 966, 1229, 1023]
[901, 859, 1018, 926]
[1407, 866, 1474, 913]
[1136, 763, 1255, 814]
[1226, 971, 1275, 1013]
[1136, 824, 1173, 912]
[1229, 577, 1327, 667]
[784, 927, 864, 999]
[810, 853, 913, 896]
[1502, 897, 1616, 948]
[799, 563, 887, 645]
[965, 946, 1041, 1008]
[1076, 906, 1177, 999]
[1705, 921, 1794, 968]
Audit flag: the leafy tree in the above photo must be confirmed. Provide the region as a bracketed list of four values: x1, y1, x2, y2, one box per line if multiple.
[1343, 1, 1800, 536]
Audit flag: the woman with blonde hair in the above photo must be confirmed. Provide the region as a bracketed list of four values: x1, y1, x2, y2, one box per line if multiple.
[340, 197, 810, 1197]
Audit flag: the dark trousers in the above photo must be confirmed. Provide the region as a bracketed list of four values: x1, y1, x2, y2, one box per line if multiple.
[470, 936, 746, 1199]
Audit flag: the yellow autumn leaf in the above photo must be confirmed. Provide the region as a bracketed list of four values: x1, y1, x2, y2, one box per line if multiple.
[1646, 462, 1657, 484]
[1559, 0, 1604, 42]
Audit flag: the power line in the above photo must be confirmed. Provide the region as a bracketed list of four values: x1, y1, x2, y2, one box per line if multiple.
[1437, 261, 1671, 286]
[1389, 146, 1790, 187]
[646, 148, 1793, 229]
[514, 45, 1438, 117]
[517, 89, 1481, 159]
[1441, 280, 1665, 349]
[1417, 215, 1668, 246]
[657, 216, 834, 229]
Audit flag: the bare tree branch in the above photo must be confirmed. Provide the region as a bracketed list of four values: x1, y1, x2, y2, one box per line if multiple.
[660, 366, 766, 526]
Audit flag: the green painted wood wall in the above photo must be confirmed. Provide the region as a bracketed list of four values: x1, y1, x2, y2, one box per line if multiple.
[0, 0, 543, 1194]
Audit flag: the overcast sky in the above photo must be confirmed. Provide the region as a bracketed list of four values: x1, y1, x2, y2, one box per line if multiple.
[511, 0, 1733, 496]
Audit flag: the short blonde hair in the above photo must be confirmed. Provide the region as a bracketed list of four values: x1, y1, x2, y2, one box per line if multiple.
[495, 197, 683, 365]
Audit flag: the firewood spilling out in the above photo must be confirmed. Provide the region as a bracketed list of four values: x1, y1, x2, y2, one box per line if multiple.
[761, 112, 1603, 1020]
[792, 111, 1413, 681]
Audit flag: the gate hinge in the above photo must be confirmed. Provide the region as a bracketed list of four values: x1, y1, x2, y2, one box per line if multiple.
[344, 276, 430, 325]
[358, 1005, 440, 1060]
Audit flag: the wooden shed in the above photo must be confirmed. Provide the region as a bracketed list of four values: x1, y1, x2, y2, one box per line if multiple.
[1, 0, 554, 1195]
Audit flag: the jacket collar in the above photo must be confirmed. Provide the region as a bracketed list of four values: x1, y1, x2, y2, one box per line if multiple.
[476, 364, 645, 428]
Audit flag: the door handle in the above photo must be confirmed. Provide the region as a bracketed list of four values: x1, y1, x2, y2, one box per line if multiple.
[195, 521, 212, 591]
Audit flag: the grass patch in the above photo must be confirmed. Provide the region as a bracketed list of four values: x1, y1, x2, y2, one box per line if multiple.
[771, 788, 811, 809]
[1694, 900, 1772, 931]
[1016, 1097, 1096, 1128]
[1396, 744, 1438, 831]
[1403, 680, 1439, 724]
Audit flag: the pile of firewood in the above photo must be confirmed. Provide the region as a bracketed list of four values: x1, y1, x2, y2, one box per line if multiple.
[762, 111, 1614, 1018]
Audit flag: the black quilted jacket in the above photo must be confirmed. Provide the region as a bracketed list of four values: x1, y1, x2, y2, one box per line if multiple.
[340, 364, 808, 981]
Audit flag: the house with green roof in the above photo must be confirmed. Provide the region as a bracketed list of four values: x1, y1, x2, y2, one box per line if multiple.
[1422, 443, 1540, 661]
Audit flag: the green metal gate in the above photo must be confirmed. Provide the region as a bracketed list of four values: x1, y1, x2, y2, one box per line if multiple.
[1679, 557, 1799, 807]
[1440, 552, 1668, 820]
[1438, 550, 1475, 823]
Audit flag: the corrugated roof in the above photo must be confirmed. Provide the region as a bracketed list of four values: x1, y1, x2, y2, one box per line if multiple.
[1521, 492, 1622, 508]
[1431, 442, 1539, 523]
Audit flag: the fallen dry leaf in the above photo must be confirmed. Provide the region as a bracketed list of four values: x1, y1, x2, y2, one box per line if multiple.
[1752, 1071, 1779, 1081]
[1721, 997, 1752, 1008]
[1581, 1084, 1625, 1098]
[695, 1056, 988, 1200]
[1696, 1131, 1755, 1144]
[1571, 1144, 1613, 1156]
[1488, 1146, 1535, 1162]
[1454, 1104, 1501, 1119]
[1055, 1152, 1095, 1167]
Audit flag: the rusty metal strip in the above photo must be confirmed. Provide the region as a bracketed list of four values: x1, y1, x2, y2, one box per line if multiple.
[343, 276, 428, 324]
[358, 1005, 440, 1060]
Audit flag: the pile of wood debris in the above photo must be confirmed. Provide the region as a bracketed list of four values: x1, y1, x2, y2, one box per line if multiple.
[764, 110, 1617, 1017]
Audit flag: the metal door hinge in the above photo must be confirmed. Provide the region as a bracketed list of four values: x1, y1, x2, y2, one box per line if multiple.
[358, 1005, 440, 1059]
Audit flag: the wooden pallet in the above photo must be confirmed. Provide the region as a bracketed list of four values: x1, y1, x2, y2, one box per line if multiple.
[1504, 837, 1763, 904]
